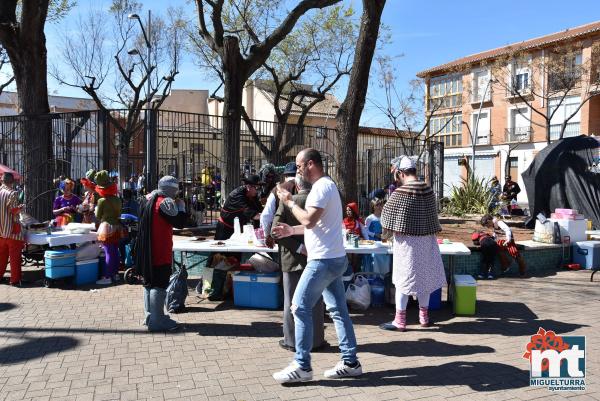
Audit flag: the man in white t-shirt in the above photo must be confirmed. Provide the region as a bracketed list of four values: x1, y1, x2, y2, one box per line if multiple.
[271, 148, 362, 384]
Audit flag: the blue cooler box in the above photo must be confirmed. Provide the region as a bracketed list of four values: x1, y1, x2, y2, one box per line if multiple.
[429, 287, 442, 310]
[75, 259, 99, 285]
[233, 271, 281, 309]
[44, 249, 76, 279]
[572, 241, 600, 270]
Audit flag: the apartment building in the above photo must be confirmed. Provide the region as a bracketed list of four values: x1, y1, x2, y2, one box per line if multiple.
[417, 20, 600, 202]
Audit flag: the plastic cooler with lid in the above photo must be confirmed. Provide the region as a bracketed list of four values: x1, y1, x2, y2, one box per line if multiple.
[549, 217, 588, 243]
[572, 241, 600, 270]
[453, 274, 477, 315]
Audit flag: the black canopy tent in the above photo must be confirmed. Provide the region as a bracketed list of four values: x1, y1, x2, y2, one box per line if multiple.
[522, 135, 600, 229]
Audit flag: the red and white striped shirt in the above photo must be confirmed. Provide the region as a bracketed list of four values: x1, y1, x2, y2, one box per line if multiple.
[0, 185, 23, 241]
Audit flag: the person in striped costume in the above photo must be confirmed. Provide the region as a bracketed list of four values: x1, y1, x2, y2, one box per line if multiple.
[0, 172, 25, 286]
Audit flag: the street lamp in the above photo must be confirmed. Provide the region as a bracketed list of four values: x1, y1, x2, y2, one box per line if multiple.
[128, 11, 155, 191]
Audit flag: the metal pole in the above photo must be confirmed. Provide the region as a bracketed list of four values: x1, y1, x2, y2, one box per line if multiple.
[471, 78, 493, 177]
[145, 9, 153, 191]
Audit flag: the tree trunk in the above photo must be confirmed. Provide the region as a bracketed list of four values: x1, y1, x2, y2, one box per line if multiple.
[335, 0, 386, 204]
[0, 0, 53, 220]
[221, 36, 247, 198]
[13, 42, 53, 221]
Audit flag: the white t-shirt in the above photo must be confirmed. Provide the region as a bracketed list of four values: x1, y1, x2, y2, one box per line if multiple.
[304, 176, 346, 260]
[259, 192, 277, 235]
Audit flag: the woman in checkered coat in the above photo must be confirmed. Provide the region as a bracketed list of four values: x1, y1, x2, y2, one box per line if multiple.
[380, 156, 446, 331]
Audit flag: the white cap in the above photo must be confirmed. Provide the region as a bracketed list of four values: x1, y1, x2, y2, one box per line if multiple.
[391, 155, 416, 171]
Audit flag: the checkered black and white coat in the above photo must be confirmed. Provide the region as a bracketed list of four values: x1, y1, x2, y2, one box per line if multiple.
[381, 181, 441, 236]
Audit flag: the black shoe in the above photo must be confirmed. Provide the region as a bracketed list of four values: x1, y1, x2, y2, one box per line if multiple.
[278, 339, 295, 352]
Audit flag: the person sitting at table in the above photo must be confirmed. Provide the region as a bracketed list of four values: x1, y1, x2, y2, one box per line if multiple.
[379, 156, 446, 331]
[78, 169, 98, 224]
[134, 176, 187, 332]
[207, 174, 264, 301]
[272, 173, 325, 352]
[53, 178, 82, 227]
[343, 202, 368, 272]
[362, 198, 389, 274]
[480, 214, 527, 277]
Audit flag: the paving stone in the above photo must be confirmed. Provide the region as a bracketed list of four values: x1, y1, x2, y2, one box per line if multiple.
[1, 270, 598, 400]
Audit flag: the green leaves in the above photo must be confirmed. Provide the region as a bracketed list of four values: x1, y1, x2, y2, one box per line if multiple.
[443, 173, 497, 217]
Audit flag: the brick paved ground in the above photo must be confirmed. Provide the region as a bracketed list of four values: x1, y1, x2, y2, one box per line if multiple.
[0, 269, 598, 401]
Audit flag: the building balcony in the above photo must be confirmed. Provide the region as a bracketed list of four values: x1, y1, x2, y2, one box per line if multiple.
[505, 87, 531, 99]
[549, 122, 580, 141]
[505, 127, 532, 143]
[548, 69, 582, 92]
[472, 130, 490, 145]
[470, 92, 492, 104]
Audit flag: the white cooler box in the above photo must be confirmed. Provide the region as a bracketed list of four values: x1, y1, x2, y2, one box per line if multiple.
[549, 218, 588, 243]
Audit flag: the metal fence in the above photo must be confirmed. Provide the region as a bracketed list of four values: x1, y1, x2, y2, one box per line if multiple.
[0, 109, 443, 223]
[356, 141, 444, 215]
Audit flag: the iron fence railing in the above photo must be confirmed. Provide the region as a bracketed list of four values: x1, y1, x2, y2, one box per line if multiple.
[0, 109, 444, 223]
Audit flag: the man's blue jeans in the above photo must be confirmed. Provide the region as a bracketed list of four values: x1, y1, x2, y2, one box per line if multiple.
[292, 256, 358, 370]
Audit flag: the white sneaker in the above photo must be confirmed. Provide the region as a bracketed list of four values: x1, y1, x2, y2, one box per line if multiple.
[96, 277, 112, 285]
[273, 361, 313, 384]
[324, 360, 363, 379]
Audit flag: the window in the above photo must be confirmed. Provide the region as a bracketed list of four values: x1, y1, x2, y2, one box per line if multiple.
[471, 110, 490, 145]
[549, 52, 583, 90]
[472, 69, 491, 103]
[507, 107, 531, 142]
[430, 113, 462, 147]
[508, 59, 531, 96]
[509, 157, 519, 181]
[191, 143, 204, 154]
[549, 96, 581, 140]
[316, 126, 327, 138]
[514, 72, 529, 92]
[429, 75, 462, 110]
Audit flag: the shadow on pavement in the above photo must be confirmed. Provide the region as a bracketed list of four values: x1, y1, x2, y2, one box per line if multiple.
[358, 338, 495, 358]
[185, 321, 281, 337]
[432, 300, 587, 336]
[314, 361, 528, 390]
[0, 302, 17, 313]
[0, 335, 80, 364]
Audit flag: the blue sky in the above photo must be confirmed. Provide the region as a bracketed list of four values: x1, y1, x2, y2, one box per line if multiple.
[43, 0, 600, 126]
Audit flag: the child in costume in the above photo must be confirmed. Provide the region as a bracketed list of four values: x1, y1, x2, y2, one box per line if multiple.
[94, 170, 122, 285]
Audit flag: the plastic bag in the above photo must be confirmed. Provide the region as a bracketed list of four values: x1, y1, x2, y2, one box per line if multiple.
[345, 275, 371, 310]
[166, 265, 188, 313]
[533, 219, 554, 243]
[248, 253, 280, 273]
